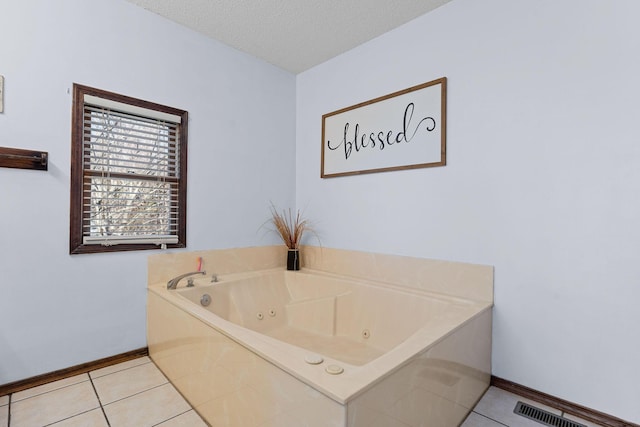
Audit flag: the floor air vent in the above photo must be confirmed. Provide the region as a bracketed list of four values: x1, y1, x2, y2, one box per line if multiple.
[514, 402, 586, 427]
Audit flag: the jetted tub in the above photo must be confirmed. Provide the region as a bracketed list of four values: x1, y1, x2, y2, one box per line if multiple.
[147, 268, 492, 427]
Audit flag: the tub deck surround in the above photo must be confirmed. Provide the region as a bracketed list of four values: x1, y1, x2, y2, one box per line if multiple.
[300, 246, 494, 303]
[147, 245, 494, 304]
[147, 245, 288, 284]
[147, 247, 493, 427]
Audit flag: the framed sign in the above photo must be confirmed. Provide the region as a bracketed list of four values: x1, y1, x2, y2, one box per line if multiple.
[321, 77, 446, 178]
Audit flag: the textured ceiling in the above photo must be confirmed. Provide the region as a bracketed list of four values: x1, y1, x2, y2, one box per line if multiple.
[124, 0, 452, 74]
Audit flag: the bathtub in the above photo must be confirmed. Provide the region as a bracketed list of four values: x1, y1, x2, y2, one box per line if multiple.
[147, 268, 492, 427]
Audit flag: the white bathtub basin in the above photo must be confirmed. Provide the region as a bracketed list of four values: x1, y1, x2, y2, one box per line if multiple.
[148, 268, 492, 426]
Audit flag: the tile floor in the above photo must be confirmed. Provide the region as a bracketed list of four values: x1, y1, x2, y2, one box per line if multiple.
[0, 357, 207, 427]
[462, 386, 603, 427]
[0, 357, 604, 427]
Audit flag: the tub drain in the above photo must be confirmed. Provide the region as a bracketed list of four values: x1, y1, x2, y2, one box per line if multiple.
[200, 294, 211, 307]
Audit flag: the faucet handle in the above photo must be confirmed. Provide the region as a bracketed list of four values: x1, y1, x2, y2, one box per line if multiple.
[166, 270, 206, 290]
[186, 278, 195, 287]
[211, 274, 218, 283]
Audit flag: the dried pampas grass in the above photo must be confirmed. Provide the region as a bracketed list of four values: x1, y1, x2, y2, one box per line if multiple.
[268, 204, 316, 250]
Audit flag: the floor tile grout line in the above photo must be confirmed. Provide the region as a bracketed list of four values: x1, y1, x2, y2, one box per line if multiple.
[9, 382, 99, 427]
[147, 361, 210, 426]
[41, 407, 102, 427]
[10, 374, 91, 403]
[473, 411, 511, 427]
[100, 381, 169, 407]
[149, 360, 171, 383]
[2, 357, 150, 404]
[89, 359, 152, 380]
[89, 373, 111, 427]
[149, 409, 192, 427]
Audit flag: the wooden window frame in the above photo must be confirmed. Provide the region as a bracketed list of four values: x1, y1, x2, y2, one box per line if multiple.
[70, 84, 188, 254]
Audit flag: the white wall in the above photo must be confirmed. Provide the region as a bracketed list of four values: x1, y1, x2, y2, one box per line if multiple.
[3, 0, 639, 422]
[296, 0, 640, 423]
[0, 0, 295, 384]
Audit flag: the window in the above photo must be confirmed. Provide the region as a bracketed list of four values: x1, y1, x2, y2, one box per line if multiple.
[70, 84, 188, 254]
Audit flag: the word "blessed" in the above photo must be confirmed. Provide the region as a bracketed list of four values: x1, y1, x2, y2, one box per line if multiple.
[326, 103, 436, 160]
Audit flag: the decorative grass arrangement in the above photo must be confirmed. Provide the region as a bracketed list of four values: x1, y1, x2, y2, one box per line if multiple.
[268, 204, 313, 250]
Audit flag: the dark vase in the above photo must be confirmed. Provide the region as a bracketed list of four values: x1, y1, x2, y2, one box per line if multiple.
[287, 249, 300, 270]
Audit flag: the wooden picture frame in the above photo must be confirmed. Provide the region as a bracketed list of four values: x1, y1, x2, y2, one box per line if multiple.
[321, 77, 446, 178]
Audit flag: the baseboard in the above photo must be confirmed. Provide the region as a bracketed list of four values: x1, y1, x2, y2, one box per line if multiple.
[0, 347, 148, 396]
[491, 376, 639, 427]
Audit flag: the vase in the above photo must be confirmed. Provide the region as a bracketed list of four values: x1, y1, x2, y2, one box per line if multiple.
[287, 249, 300, 270]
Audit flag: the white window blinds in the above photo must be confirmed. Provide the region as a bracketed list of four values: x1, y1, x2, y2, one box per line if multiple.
[81, 95, 182, 246]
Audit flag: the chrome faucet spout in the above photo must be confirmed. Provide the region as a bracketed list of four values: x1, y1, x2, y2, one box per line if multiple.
[167, 271, 206, 290]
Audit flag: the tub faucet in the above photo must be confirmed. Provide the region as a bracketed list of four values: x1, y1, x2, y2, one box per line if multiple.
[167, 271, 206, 290]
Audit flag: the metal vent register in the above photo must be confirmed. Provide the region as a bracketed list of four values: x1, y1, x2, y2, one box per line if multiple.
[514, 402, 586, 427]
